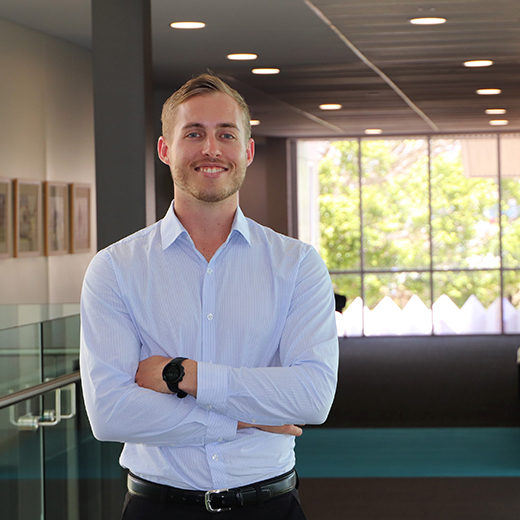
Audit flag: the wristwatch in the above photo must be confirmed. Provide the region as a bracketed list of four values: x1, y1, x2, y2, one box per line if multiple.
[162, 357, 188, 398]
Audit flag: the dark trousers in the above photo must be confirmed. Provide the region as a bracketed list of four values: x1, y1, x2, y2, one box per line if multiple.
[120, 488, 307, 520]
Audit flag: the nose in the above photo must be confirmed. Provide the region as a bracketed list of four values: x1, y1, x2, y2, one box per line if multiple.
[202, 135, 221, 158]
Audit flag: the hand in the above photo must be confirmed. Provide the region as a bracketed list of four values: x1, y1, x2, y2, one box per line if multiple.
[135, 356, 198, 397]
[135, 356, 172, 393]
[237, 422, 304, 437]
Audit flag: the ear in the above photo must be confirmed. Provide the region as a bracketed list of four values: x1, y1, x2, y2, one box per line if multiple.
[157, 136, 171, 165]
[246, 138, 255, 167]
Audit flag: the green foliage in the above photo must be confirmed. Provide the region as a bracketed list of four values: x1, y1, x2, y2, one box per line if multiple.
[318, 138, 520, 309]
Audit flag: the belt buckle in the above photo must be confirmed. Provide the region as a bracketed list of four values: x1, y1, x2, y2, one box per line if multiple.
[204, 488, 231, 513]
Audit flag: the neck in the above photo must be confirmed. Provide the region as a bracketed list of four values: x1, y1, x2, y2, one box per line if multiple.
[173, 194, 238, 262]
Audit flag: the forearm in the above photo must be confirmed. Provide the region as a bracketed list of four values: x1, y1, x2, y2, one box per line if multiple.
[81, 350, 236, 446]
[196, 358, 337, 426]
[135, 357, 310, 434]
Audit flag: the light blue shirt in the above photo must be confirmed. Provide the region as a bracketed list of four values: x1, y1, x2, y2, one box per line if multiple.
[80, 203, 338, 491]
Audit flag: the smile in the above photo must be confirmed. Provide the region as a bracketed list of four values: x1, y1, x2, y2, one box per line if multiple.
[195, 166, 229, 174]
[195, 166, 227, 173]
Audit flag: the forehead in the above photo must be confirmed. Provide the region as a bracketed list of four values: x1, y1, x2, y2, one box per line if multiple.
[174, 92, 244, 130]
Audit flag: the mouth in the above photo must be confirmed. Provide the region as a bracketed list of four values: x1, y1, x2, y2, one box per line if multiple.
[194, 164, 229, 177]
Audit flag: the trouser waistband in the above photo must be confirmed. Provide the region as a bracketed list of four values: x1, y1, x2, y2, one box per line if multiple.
[127, 469, 297, 513]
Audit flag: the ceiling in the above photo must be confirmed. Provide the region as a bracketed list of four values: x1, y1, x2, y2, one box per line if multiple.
[0, 0, 519, 138]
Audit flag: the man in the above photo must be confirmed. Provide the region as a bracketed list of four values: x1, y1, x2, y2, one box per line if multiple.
[80, 74, 338, 519]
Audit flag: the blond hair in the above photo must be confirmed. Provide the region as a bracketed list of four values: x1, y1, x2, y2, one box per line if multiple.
[161, 73, 251, 142]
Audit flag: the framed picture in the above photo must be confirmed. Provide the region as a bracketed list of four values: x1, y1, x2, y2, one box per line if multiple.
[14, 179, 41, 257]
[0, 178, 12, 259]
[70, 183, 91, 253]
[44, 181, 69, 255]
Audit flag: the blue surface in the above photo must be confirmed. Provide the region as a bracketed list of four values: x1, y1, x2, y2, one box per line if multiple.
[295, 428, 520, 477]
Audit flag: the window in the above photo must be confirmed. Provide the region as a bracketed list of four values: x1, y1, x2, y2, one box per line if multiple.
[297, 134, 520, 336]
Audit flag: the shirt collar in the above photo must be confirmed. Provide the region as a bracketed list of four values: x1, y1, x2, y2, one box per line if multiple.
[160, 201, 251, 250]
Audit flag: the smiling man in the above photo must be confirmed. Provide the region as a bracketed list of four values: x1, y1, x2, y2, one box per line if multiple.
[80, 74, 338, 520]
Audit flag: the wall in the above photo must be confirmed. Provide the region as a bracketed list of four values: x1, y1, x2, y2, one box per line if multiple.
[328, 335, 520, 428]
[0, 18, 96, 304]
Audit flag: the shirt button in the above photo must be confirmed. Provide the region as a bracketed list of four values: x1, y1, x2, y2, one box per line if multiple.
[218, 438, 223, 442]
[212, 454, 219, 461]
[207, 314, 214, 320]
[251, 419, 257, 424]
[207, 268, 213, 275]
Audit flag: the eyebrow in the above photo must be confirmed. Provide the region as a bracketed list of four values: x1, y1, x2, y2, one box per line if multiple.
[182, 122, 239, 131]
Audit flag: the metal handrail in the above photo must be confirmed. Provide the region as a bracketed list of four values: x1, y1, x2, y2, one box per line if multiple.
[0, 371, 81, 410]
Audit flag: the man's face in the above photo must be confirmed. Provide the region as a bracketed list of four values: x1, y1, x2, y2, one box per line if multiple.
[158, 92, 254, 204]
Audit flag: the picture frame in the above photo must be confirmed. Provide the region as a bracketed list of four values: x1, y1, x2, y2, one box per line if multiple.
[14, 179, 41, 257]
[0, 178, 12, 259]
[44, 181, 69, 255]
[70, 183, 91, 253]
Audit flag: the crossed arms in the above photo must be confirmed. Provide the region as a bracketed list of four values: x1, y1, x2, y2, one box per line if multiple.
[135, 355, 304, 437]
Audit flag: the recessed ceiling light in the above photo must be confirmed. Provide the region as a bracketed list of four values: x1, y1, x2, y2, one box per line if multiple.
[250, 120, 261, 126]
[409, 17, 446, 25]
[365, 129, 383, 135]
[319, 104, 342, 110]
[489, 119, 509, 126]
[252, 68, 280, 75]
[227, 53, 257, 61]
[464, 60, 493, 68]
[170, 21, 205, 29]
[485, 108, 506, 115]
[476, 88, 501, 95]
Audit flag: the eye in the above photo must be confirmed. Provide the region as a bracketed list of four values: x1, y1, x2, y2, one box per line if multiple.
[221, 132, 236, 140]
[186, 131, 202, 138]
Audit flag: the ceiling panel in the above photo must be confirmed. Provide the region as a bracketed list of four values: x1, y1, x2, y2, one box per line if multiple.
[0, 0, 518, 137]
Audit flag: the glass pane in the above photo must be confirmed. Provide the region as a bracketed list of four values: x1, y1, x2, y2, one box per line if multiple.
[43, 382, 82, 520]
[0, 323, 41, 395]
[42, 315, 80, 381]
[361, 138, 429, 270]
[0, 304, 80, 331]
[0, 402, 43, 519]
[503, 270, 520, 333]
[318, 140, 361, 270]
[297, 141, 324, 251]
[501, 134, 520, 268]
[431, 137, 500, 269]
[75, 386, 127, 518]
[433, 271, 501, 334]
[330, 274, 361, 337]
[363, 272, 432, 336]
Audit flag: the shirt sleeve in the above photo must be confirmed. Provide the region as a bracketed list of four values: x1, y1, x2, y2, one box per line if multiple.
[80, 250, 238, 447]
[196, 246, 339, 426]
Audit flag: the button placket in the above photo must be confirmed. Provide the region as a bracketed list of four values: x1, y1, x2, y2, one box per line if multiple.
[201, 262, 217, 362]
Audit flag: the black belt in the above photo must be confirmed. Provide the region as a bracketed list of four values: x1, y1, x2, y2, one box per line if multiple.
[127, 469, 297, 513]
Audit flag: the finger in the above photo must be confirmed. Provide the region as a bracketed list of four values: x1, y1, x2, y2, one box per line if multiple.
[289, 425, 303, 437]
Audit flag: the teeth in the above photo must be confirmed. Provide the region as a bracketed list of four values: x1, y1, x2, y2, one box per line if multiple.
[197, 167, 226, 173]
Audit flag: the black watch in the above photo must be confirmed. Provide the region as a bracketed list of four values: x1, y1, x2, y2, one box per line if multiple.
[162, 357, 188, 398]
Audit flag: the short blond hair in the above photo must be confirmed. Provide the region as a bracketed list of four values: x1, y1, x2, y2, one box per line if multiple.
[161, 73, 251, 142]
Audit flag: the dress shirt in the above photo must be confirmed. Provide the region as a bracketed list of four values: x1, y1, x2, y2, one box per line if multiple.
[80, 203, 338, 491]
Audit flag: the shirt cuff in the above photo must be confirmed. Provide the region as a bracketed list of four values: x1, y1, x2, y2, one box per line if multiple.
[197, 361, 229, 412]
[197, 362, 236, 443]
[204, 412, 237, 444]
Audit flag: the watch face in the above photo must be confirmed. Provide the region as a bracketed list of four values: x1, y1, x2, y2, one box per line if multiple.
[163, 362, 182, 383]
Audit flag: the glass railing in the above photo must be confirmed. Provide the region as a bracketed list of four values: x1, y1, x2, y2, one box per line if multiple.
[0, 304, 80, 332]
[0, 309, 126, 520]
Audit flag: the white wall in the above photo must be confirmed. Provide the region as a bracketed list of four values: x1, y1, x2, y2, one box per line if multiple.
[0, 17, 96, 304]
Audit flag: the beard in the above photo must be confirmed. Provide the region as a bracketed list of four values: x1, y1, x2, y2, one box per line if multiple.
[172, 161, 247, 203]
